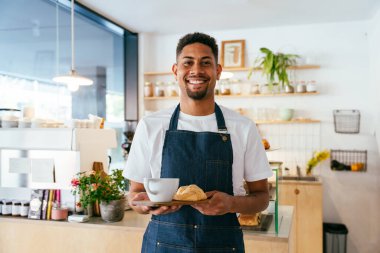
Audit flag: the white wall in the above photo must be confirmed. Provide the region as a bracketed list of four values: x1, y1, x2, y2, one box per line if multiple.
[369, 9, 380, 156]
[139, 20, 380, 253]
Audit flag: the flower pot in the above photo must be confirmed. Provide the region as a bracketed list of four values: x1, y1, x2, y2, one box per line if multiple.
[100, 198, 125, 222]
[279, 108, 294, 121]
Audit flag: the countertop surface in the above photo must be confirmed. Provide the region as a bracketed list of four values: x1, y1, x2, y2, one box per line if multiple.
[0, 205, 294, 242]
[270, 176, 322, 186]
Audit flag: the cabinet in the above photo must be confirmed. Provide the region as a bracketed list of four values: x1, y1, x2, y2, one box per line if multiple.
[279, 181, 323, 253]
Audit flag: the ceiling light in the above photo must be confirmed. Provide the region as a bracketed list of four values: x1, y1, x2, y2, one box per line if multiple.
[52, 0, 93, 90]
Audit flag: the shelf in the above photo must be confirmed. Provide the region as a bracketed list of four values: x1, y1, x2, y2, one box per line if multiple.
[256, 119, 321, 125]
[144, 65, 320, 76]
[144, 92, 319, 100]
[265, 147, 281, 152]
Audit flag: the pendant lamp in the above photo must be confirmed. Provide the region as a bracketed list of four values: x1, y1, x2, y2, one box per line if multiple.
[220, 71, 234, 79]
[53, 0, 93, 91]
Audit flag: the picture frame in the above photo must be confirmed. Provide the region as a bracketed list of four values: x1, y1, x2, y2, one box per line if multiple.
[220, 40, 245, 69]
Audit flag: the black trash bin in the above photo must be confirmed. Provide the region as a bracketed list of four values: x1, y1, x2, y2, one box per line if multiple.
[323, 223, 349, 253]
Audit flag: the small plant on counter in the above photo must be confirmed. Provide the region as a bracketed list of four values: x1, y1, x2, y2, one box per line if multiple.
[306, 150, 330, 175]
[248, 47, 299, 89]
[71, 169, 127, 209]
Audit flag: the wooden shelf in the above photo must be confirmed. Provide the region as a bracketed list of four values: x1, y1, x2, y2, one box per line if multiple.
[256, 119, 321, 125]
[144, 65, 320, 76]
[144, 92, 319, 100]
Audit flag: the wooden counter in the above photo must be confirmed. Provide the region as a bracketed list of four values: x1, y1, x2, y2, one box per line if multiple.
[0, 206, 294, 253]
[278, 179, 322, 253]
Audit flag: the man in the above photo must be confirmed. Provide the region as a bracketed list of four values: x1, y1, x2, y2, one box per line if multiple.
[124, 32, 272, 252]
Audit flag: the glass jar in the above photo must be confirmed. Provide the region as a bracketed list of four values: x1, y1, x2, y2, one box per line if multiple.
[296, 81, 307, 93]
[251, 83, 260, 94]
[230, 79, 241, 95]
[12, 201, 21, 216]
[154, 81, 165, 97]
[20, 201, 30, 217]
[2, 200, 12, 215]
[144, 82, 154, 97]
[214, 82, 221, 95]
[166, 81, 178, 97]
[240, 81, 252, 95]
[306, 80, 317, 92]
[219, 80, 231, 95]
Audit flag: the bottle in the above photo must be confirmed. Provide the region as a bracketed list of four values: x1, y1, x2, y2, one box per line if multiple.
[12, 201, 21, 216]
[2, 200, 12, 215]
[20, 201, 30, 217]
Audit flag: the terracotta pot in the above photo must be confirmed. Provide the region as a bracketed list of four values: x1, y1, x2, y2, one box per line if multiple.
[100, 198, 125, 222]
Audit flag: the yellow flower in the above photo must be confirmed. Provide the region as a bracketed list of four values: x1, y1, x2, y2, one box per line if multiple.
[306, 150, 330, 175]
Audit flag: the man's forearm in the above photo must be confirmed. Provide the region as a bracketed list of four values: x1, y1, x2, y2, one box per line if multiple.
[229, 191, 270, 214]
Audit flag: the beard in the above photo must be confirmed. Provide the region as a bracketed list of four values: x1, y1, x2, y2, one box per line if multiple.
[185, 85, 209, 100]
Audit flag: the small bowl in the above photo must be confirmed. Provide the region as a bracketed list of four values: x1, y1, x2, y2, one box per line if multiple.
[279, 108, 294, 121]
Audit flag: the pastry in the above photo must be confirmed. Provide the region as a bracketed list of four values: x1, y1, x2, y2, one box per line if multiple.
[238, 213, 261, 226]
[173, 184, 207, 201]
[261, 139, 270, 150]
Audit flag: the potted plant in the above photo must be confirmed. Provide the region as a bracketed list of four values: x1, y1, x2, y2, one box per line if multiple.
[71, 169, 128, 222]
[248, 47, 299, 91]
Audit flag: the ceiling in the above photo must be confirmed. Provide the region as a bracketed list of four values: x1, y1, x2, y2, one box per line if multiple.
[77, 0, 380, 34]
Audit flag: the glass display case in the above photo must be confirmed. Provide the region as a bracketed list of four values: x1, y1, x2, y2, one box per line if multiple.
[240, 161, 281, 234]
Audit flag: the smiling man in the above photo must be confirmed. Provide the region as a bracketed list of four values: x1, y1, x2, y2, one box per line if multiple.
[124, 32, 273, 253]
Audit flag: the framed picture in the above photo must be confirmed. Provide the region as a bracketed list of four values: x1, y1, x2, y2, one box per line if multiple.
[221, 40, 245, 69]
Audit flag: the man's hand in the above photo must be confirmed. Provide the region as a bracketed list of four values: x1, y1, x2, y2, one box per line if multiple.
[192, 179, 270, 216]
[191, 191, 233, 216]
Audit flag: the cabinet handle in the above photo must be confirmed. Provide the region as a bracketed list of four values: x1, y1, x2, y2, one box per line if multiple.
[295, 189, 300, 195]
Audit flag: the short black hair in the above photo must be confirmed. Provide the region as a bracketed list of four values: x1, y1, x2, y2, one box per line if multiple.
[176, 32, 219, 63]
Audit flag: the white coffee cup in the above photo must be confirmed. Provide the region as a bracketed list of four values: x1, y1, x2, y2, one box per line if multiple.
[143, 178, 179, 202]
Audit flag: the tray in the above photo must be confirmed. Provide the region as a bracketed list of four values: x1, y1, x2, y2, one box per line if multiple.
[132, 199, 209, 207]
[240, 214, 273, 231]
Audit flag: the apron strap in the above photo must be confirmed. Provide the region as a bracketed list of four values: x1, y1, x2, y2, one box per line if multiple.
[168, 103, 228, 132]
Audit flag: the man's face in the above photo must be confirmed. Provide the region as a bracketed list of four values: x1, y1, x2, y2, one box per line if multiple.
[173, 43, 222, 100]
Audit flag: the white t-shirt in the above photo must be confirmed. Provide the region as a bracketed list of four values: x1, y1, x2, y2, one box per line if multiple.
[123, 105, 273, 196]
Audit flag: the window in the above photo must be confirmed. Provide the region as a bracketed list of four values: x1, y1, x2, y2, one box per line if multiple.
[0, 0, 138, 169]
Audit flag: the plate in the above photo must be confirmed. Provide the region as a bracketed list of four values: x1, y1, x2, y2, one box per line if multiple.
[132, 199, 209, 207]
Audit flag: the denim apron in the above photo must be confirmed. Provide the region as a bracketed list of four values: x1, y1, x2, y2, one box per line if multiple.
[141, 104, 245, 253]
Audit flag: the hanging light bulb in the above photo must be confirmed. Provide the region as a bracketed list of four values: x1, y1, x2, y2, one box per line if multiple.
[67, 82, 79, 92]
[220, 71, 234, 80]
[53, 0, 93, 89]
